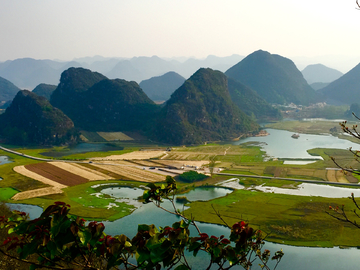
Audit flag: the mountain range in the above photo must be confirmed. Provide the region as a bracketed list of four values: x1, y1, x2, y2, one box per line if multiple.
[2, 49, 359, 146]
[0, 55, 244, 89]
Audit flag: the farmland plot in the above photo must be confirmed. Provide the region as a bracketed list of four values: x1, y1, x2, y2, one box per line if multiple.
[91, 164, 165, 182]
[50, 162, 114, 181]
[91, 151, 166, 160]
[25, 163, 88, 186]
[97, 132, 134, 141]
[14, 165, 67, 189]
[12, 187, 63, 201]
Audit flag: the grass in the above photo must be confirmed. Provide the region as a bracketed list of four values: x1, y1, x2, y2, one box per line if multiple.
[16, 180, 149, 221]
[0, 187, 18, 201]
[184, 188, 360, 247]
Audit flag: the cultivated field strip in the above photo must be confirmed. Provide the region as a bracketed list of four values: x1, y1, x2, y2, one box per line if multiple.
[92, 151, 166, 160]
[12, 187, 63, 201]
[124, 160, 164, 167]
[25, 163, 88, 186]
[14, 165, 67, 189]
[97, 132, 134, 141]
[91, 164, 165, 182]
[80, 164, 126, 179]
[50, 162, 114, 181]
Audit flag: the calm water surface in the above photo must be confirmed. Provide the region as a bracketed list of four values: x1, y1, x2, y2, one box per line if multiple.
[234, 128, 360, 159]
[0, 156, 12, 165]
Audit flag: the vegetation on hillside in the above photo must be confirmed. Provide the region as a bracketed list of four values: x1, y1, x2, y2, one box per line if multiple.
[152, 68, 259, 145]
[227, 78, 282, 121]
[32, 83, 57, 101]
[225, 50, 318, 105]
[0, 76, 20, 102]
[0, 90, 77, 145]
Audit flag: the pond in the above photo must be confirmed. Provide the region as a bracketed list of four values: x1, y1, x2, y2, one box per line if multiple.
[40, 143, 124, 157]
[234, 128, 360, 159]
[0, 156, 12, 166]
[6, 203, 43, 220]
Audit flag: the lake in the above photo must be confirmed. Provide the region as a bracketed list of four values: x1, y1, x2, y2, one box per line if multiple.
[234, 128, 360, 159]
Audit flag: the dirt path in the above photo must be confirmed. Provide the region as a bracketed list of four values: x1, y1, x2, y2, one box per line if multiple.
[12, 187, 63, 201]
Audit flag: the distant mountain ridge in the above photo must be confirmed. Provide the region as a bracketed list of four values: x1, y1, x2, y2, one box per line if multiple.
[301, 64, 343, 84]
[225, 50, 318, 105]
[320, 63, 360, 105]
[139, 72, 186, 101]
[0, 55, 244, 89]
[32, 83, 57, 100]
[0, 76, 21, 102]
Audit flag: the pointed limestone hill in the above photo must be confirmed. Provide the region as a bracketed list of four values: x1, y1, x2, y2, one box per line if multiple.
[152, 68, 259, 145]
[50, 67, 108, 125]
[225, 50, 318, 105]
[80, 78, 159, 131]
[320, 63, 360, 105]
[32, 83, 57, 100]
[0, 90, 75, 145]
[301, 64, 343, 84]
[139, 71, 186, 102]
[227, 78, 282, 121]
[0, 76, 21, 102]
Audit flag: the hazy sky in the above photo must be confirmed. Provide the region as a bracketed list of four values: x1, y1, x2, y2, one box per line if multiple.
[1, 0, 360, 72]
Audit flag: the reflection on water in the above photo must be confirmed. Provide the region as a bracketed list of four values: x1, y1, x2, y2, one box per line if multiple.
[6, 203, 43, 220]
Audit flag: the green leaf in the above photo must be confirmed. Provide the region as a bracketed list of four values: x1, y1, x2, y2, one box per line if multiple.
[8, 227, 14, 234]
[175, 264, 189, 270]
[29, 264, 38, 270]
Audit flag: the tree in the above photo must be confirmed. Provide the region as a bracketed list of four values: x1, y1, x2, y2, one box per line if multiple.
[0, 176, 284, 270]
[328, 112, 360, 232]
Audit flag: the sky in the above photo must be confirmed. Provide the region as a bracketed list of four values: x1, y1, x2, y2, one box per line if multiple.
[0, 0, 360, 72]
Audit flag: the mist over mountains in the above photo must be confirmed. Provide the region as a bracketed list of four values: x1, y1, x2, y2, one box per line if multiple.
[0, 54, 244, 89]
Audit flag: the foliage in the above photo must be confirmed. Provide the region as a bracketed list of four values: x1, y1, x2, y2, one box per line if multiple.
[32, 84, 57, 101]
[0, 177, 283, 269]
[227, 78, 282, 122]
[178, 171, 208, 183]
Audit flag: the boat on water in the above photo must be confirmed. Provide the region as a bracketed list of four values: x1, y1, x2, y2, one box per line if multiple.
[291, 133, 300, 139]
